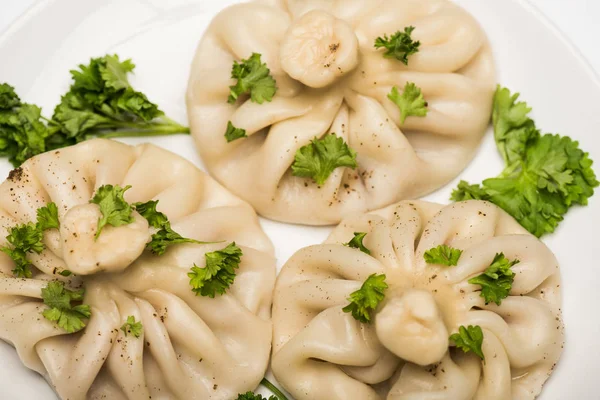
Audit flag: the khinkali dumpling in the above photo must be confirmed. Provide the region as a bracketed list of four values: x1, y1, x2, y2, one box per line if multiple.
[272, 200, 563, 399]
[0, 139, 276, 399]
[187, 0, 495, 224]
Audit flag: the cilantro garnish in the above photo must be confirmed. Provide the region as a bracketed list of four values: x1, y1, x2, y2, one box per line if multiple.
[0, 83, 51, 166]
[133, 200, 215, 255]
[228, 53, 277, 104]
[291, 134, 357, 186]
[90, 184, 134, 239]
[188, 243, 243, 298]
[225, 121, 247, 143]
[342, 274, 388, 323]
[451, 86, 598, 237]
[450, 325, 485, 360]
[41, 281, 91, 333]
[468, 253, 519, 306]
[374, 26, 421, 65]
[388, 82, 428, 124]
[344, 232, 371, 255]
[120, 315, 143, 338]
[36, 202, 60, 231]
[424, 245, 462, 267]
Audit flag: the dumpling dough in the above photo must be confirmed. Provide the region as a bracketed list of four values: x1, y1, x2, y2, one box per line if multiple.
[272, 200, 563, 399]
[0, 139, 276, 399]
[187, 0, 495, 225]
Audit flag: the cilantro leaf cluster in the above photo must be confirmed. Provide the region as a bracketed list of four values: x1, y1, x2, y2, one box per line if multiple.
[450, 325, 485, 360]
[225, 121, 247, 143]
[0, 84, 51, 166]
[344, 232, 371, 255]
[228, 53, 277, 105]
[388, 82, 428, 124]
[188, 243, 243, 298]
[342, 273, 388, 323]
[52, 54, 189, 144]
[452, 86, 599, 237]
[468, 253, 519, 306]
[120, 315, 143, 338]
[1, 202, 60, 278]
[0, 55, 189, 166]
[133, 200, 214, 255]
[374, 26, 421, 65]
[423, 245, 463, 267]
[41, 281, 91, 333]
[292, 134, 358, 186]
[90, 185, 135, 239]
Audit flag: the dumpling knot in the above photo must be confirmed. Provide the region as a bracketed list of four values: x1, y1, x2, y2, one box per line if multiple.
[375, 289, 449, 366]
[280, 10, 359, 88]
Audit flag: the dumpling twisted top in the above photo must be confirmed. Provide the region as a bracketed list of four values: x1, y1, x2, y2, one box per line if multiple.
[187, 0, 496, 225]
[272, 200, 563, 399]
[0, 139, 275, 400]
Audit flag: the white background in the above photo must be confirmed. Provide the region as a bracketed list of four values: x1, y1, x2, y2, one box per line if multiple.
[1, 0, 599, 73]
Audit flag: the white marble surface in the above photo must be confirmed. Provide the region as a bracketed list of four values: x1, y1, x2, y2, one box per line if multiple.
[0, 0, 599, 74]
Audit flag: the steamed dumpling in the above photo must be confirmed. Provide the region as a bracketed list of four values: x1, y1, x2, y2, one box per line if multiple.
[271, 200, 563, 399]
[187, 0, 495, 225]
[0, 139, 276, 399]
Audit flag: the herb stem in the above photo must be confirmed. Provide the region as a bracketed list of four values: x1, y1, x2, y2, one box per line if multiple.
[261, 378, 288, 400]
[98, 123, 190, 138]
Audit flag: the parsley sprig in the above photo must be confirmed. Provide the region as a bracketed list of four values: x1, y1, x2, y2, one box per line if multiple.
[0, 54, 189, 166]
[188, 243, 243, 298]
[291, 134, 357, 186]
[424, 245, 462, 267]
[388, 82, 428, 124]
[90, 185, 134, 239]
[133, 200, 216, 255]
[237, 378, 288, 400]
[41, 281, 91, 333]
[228, 53, 277, 104]
[452, 86, 599, 237]
[344, 232, 371, 255]
[1, 202, 60, 278]
[450, 325, 485, 360]
[468, 253, 519, 306]
[342, 274, 388, 323]
[374, 27, 421, 65]
[120, 315, 143, 338]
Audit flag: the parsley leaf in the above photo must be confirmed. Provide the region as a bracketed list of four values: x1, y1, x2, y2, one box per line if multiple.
[0, 84, 52, 167]
[374, 26, 421, 65]
[0, 83, 21, 109]
[188, 243, 243, 298]
[423, 245, 462, 267]
[132, 200, 168, 229]
[51, 54, 188, 145]
[36, 202, 60, 231]
[452, 86, 599, 237]
[1, 223, 44, 278]
[225, 121, 247, 143]
[344, 232, 371, 255]
[237, 393, 276, 400]
[468, 253, 519, 306]
[342, 274, 388, 323]
[90, 184, 134, 239]
[120, 315, 143, 338]
[493, 86, 540, 165]
[133, 200, 214, 255]
[388, 82, 428, 124]
[450, 325, 484, 360]
[41, 281, 91, 333]
[147, 226, 213, 255]
[228, 53, 277, 104]
[291, 134, 358, 186]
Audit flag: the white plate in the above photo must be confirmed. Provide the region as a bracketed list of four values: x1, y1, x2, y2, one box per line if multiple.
[0, 0, 599, 399]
